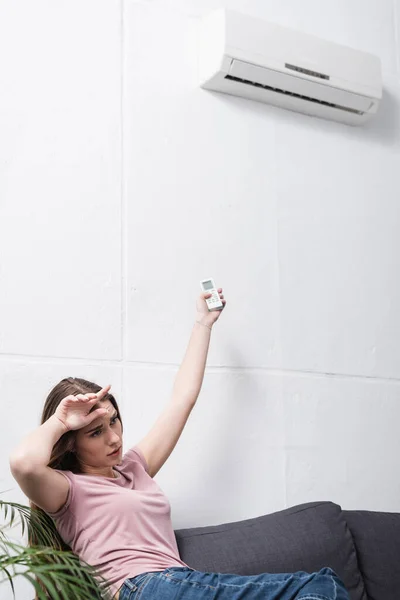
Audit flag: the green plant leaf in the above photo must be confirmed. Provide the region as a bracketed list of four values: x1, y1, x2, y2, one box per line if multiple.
[0, 499, 112, 599]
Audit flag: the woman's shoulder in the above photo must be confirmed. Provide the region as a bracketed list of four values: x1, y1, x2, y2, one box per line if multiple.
[121, 445, 149, 473]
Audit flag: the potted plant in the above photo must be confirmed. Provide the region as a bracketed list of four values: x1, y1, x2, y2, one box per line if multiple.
[0, 498, 111, 600]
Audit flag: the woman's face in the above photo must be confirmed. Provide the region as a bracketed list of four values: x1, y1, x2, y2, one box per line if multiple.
[74, 400, 123, 473]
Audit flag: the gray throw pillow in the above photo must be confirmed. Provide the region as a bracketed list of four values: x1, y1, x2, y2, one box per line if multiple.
[343, 509, 400, 600]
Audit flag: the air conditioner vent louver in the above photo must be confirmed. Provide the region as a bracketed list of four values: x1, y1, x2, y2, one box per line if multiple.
[224, 74, 364, 115]
[285, 63, 329, 80]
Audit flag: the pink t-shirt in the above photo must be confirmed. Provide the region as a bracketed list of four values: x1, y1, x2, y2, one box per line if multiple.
[46, 446, 190, 598]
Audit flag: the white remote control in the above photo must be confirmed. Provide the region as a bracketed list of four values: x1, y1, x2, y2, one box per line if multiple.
[200, 278, 223, 311]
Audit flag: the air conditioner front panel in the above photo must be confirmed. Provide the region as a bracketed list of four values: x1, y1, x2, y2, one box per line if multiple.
[223, 9, 382, 97]
[223, 45, 382, 100]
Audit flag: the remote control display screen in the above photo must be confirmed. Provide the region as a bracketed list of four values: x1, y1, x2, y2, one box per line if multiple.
[203, 280, 213, 291]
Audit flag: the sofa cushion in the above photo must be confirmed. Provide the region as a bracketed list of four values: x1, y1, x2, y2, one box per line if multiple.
[175, 501, 366, 600]
[343, 509, 400, 600]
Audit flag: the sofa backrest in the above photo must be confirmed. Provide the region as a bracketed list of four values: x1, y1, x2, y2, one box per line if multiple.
[343, 509, 400, 600]
[175, 501, 366, 600]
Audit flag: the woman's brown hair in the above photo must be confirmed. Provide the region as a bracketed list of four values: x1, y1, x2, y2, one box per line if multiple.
[28, 377, 123, 599]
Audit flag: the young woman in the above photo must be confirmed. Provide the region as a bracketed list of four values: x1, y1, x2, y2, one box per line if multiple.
[9, 289, 350, 600]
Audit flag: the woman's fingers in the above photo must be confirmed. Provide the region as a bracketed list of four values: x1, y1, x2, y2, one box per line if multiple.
[74, 394, 90, 401]
[97, 384, 111, 398]
[86, 407, 108, 423]
[73, 385, 111, 402]
[66, 386, 111, 407]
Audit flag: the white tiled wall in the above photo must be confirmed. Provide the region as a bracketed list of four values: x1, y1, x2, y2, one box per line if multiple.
[1, 1, 400, 597]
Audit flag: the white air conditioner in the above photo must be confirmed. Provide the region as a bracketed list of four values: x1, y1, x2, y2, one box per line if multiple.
[198, 9, 382, 126]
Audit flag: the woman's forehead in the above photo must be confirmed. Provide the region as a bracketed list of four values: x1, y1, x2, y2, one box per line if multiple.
[99, 399, 114, 411]
[92, 398, 114, 413]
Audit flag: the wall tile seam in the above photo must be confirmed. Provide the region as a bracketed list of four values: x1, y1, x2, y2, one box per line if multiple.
[121, 0, 126, 411]
[2, 355, 400, 386]
[394, 0, 400, 76]
[121, 0, 126, 364]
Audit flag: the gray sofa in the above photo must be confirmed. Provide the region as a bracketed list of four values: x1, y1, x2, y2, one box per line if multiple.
[174, 500, 400, 600]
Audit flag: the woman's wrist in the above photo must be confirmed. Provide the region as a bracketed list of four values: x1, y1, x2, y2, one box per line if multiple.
[195, 316, 213, 330]
[51, 413, 69, 435]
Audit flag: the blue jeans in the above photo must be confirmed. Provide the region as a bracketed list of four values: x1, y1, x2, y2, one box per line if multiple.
[119, 566, 350, 600]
